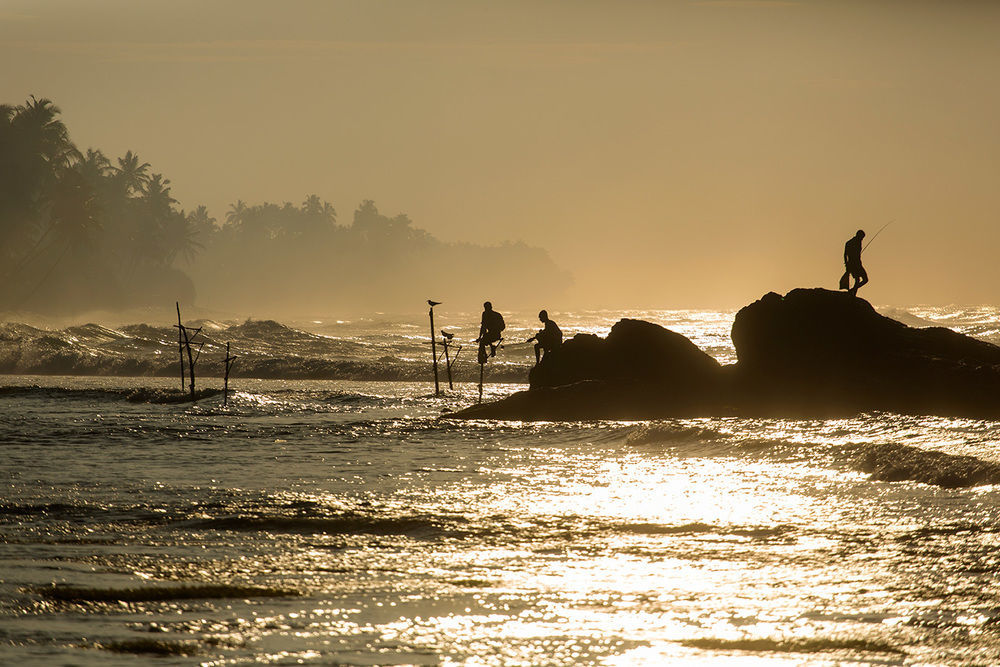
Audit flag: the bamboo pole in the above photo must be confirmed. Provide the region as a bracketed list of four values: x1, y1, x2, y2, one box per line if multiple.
[181, 324, 196, 402]
[442, 333, 453, 390]
[223, 342, 237, 407]
[429, 302, 440, 396]
[223, 343, 229, 406]
[176, 302, 185, 392]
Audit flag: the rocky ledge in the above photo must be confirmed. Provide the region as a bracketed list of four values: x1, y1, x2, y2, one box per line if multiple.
[449, 288, 1000, 420]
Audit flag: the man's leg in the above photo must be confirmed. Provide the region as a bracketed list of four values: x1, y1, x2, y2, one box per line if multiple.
[850, 268, 868, 295]
[857, 268, 869, 290]
[487, 332, 500, 357]
[534, 343, 541, 364]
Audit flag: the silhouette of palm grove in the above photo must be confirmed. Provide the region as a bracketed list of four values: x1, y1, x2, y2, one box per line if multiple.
[1, 96, 569, 315]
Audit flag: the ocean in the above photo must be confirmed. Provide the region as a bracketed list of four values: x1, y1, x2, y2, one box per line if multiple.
[3, 306, 1000, 665]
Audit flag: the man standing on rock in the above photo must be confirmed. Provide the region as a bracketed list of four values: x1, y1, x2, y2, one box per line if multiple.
[841, 229, 868, 296]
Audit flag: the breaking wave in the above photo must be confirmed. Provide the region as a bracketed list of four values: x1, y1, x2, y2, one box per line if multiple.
[680, 636, 904, 655]
[179, 513, 463, 539]
[0, 385, 220, 404]
[853, 442, 1000, 488]
[0, 319, 529, 381]
[628, 422, 1000, 489]
[625, 423, 799, 458]
[36, 584, 298, 603]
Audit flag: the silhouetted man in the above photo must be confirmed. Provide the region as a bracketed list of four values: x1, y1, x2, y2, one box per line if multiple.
[526, 310, 562, 365]
[476, 301, 505, 364]
[842, 229, 868, 296]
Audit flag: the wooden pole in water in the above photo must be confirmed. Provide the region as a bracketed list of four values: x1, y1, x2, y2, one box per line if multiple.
[442, 333, 453, 390]
[176, 302, 185, 392]
[429, 302, 440, 396]
[223, 342, 230, 407]
[181, 325, 196, 402]
[223, 342, 237, 407]
[478, 361, 484, 404]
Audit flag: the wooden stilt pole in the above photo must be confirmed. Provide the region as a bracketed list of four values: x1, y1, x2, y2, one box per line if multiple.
[181, 325, 196, 402]
[173, 303, 206, 403]
[478, 361, 484, 404]
[442, 334, 453, 390]
[429, 302, 440, 396]
[176, 302, 185, 392]
[223, 342, 237, 407]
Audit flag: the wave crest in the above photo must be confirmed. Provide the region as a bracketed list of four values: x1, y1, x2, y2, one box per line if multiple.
[854, 442, 1000, 488]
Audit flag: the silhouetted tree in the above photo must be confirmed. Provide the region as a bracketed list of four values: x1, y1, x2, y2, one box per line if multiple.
[0, 96, 210, 313]
[114, 150, 151, 197]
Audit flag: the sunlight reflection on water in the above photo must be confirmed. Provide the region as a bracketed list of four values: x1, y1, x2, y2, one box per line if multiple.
[4, 303, 1000, 664]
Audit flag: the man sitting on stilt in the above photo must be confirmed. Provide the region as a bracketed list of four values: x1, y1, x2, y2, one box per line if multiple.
[476, 301, 506, 364]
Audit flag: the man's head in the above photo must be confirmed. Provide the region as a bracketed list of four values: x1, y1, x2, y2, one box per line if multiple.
[856, 229, 865, 239]
[483, 301, 492, 312]
[538, 310, 548, 322]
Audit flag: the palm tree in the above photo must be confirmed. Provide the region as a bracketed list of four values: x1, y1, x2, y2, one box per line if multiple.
[114, 150, 151, 196]
[225, 200, 248, 228]
[77, 148, 113, 185]
[187, 205, 217, 235]
[50, 169, 101, 246]
[5, 169, 101, 309]
[142, 173, 176, 216]
[161, 210, 203, 266]
[0, 103, 25, 263]
[122, 173, 178, 267]
[11, 96, 80, 171]
[1, 97, 82, 279]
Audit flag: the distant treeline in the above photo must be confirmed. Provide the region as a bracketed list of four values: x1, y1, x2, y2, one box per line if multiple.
[1, 96, 570, 315]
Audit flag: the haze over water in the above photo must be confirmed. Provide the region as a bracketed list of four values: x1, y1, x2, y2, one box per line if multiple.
[4, 1, 1000, 664]
[5, 306, 1000, 665]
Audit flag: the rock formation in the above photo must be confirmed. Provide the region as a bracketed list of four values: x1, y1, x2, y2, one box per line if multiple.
[449, 288, 1000, 420]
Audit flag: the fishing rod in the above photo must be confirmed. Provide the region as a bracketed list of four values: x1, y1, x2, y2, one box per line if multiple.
[862, 219, 894, 253]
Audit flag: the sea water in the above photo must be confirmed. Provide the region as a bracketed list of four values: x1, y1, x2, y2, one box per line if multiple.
[3, 307, 1000, 665]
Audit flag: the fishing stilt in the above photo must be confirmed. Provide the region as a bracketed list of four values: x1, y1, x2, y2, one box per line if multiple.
[441, 331, 455, 390]
[428, 300, 441, 396]
[181, 325, 196, 402]
[176, 302, 185, 392]
[223, 342, 238, 407]
[478, 361, 484, 404]
[173, 304, 205, 403]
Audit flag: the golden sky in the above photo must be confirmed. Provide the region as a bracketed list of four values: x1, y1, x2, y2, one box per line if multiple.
[3, 0, 999, 308]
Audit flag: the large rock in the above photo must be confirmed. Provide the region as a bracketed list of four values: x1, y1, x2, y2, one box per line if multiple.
[455, 318, 730, 420]
[732, 288, 1000, 416]
[529, 318, 723, 390]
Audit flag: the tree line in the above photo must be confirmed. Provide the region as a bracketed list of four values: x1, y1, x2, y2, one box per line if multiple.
[1, 97, 569, 315]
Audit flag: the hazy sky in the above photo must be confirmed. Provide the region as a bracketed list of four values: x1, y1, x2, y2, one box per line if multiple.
[3, 1, 999, 308]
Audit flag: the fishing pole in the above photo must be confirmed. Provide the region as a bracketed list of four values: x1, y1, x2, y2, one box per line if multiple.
[861, 219, 894, 253]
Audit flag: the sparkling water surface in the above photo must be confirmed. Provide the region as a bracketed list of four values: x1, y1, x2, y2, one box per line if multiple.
[3, 307, 1000, 665]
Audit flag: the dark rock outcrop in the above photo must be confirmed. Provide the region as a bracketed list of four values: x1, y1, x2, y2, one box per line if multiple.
[529, 318, 723, 390]
[449, 288, 1000, 421]
[733, 288, 1000, 416]
[459, 319, 727, 420]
